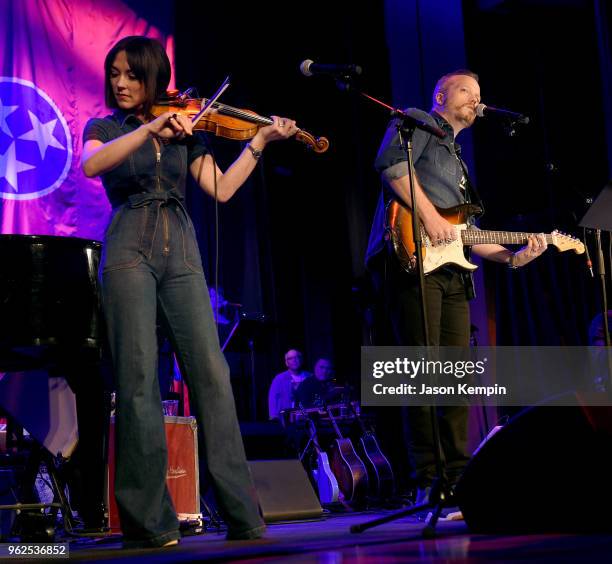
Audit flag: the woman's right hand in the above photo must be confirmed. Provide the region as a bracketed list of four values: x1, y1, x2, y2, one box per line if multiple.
[144, 111, 193, 139]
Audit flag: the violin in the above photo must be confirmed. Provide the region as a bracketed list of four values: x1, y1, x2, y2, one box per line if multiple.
[152, 90, 329, 153]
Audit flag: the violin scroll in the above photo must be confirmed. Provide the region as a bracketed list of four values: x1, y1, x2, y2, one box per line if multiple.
[295, 129, 330, 153]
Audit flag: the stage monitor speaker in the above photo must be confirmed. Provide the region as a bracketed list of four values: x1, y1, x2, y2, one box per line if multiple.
[240, 421, 297, 460]
[456, 397, 612, 533]
[248, 460, 323, 523]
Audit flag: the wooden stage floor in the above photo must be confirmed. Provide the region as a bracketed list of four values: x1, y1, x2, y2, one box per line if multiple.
[64, 511, 612, 563]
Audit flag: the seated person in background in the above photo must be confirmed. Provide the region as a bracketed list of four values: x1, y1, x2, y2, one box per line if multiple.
[295, 358, 336, 408]
[268, 349, 312, 419]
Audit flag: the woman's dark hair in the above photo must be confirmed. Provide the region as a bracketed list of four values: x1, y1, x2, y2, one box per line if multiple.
[104, 36, 171, 116]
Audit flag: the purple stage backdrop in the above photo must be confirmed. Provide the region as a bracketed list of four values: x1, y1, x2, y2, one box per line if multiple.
[0, 0, 174, 240]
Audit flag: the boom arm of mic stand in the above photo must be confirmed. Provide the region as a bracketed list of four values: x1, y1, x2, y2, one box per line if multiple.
[346, 91, 442, 341]
[392, 109, 447, 140]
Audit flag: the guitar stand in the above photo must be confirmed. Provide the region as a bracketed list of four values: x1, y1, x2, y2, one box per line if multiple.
[297, 420, 323, 481]
[298, 435, 315, 463]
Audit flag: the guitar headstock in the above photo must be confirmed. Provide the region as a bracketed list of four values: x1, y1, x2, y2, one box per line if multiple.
[550, 230, 585, 254]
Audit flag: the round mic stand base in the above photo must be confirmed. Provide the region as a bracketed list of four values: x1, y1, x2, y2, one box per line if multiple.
[350, 475, 456, 536]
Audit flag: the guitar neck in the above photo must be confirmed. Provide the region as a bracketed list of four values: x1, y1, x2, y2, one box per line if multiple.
[461, 230, 552, 246]
[298, 406, 324, 453]
[307, 424, 322, 453]
[346, 402, 368, 435]
[326, 408, 344, 439]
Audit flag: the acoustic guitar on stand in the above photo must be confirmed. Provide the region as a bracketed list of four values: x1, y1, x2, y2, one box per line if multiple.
[297, 404, 340, 504]
[346, 402, 395, 501]
[325, 406, 368, 505]
[386, 201, 585, 275]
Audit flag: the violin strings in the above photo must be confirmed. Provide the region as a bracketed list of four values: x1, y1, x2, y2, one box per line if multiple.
[217, 104, 272, 125]
[197, 99, 273, 126]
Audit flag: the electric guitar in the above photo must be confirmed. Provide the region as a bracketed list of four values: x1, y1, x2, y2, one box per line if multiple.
[297, 404, 340, 504]
[386, 200, 585, 275]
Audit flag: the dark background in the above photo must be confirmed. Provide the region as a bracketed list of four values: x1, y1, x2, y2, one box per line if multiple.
[170, 1, 610, 422]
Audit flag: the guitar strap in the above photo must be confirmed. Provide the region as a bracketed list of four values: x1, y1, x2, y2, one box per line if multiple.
[455, 145, 485, 220]
[454, 145, 480, 301]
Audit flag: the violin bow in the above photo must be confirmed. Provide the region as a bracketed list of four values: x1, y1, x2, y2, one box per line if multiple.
[191, 75, 231, 127]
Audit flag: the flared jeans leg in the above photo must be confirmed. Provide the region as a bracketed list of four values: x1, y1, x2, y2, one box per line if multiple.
[158, 268, 264, 537]
[103, 264, 180, 546]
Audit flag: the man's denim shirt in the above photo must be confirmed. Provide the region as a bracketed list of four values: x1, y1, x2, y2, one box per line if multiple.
[365, 109, 470, 268]
[83, 110, 209, 208]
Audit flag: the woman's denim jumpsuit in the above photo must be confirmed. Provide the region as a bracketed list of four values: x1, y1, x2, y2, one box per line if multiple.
[84, 111, 265, 546]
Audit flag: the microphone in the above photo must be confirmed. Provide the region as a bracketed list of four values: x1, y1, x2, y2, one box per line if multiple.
[300, 59, 362, 78]
[476, 103, 529, 125]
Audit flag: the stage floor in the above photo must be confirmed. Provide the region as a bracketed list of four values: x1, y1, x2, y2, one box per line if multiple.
[66, 511, 612, 563]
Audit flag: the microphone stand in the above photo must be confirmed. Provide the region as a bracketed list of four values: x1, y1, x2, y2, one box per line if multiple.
[593, 230, 612, 389]
[340, 83, 454, 538]
[579, 183, 612, 389]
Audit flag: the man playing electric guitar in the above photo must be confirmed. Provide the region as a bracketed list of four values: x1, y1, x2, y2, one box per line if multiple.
[365, 70, 556, 506]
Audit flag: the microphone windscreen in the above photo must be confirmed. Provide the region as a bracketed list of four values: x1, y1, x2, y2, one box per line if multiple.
[475, 103, 486, 117]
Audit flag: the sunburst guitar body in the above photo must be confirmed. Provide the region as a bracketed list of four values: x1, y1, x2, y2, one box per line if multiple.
[386, 201, 585, 274]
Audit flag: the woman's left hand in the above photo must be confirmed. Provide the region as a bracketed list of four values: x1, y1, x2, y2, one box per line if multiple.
[513, 233, 548, 267]
[253, 115, 299, 145]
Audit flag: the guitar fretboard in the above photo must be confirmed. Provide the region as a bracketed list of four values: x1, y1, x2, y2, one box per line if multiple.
[461, 230, 552, 246]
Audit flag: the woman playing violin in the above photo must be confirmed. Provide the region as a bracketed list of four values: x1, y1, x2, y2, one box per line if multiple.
[82, 35, 296, 547]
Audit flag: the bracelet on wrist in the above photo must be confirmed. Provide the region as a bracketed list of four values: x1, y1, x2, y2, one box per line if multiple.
[246, 143, 263, 161]
[508, 252, 519, 269]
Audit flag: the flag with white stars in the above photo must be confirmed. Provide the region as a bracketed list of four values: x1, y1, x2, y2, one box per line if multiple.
[0, 0, 174, 240]
[0, 79, 71, 200]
